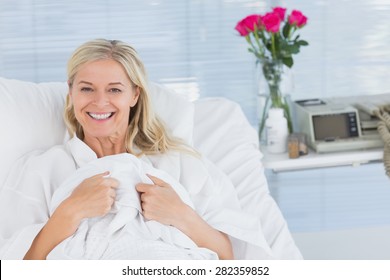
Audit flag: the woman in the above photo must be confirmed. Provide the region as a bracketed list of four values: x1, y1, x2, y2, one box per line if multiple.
[22, 39, 233, 259]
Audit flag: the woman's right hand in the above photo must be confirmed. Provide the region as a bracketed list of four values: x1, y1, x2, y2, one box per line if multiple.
[24, 171, 119, 260]
[62, 171, 119, 223]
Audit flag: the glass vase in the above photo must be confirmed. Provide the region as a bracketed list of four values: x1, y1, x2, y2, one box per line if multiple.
[257, 59, 294, 142]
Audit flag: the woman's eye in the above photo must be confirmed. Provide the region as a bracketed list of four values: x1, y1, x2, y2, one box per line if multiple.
[109, 88, 122, 93]
[80, 87, 93, 92]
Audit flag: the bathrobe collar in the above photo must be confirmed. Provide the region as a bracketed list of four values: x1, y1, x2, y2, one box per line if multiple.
[66, 136, 144, 169]
[66, 136, 98, 168]
[66, 136, 181, 180]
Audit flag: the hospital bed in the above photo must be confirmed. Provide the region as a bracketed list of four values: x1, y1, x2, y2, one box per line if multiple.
[0, 77, 302, 259]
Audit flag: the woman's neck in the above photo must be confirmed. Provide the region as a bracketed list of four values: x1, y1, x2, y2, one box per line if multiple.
[83, 135, 127, 158]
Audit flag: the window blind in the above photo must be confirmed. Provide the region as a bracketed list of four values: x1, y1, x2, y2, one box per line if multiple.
[0, 0, 263, 125]
[1, 0, 390, 233]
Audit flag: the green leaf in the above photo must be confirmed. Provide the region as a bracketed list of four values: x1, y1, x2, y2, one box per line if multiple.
[282, 23, 291, 39]
[283, 43, 299, 55]
[282, 57, 293, 68]
[292, 44, 300, 54]
[298, 40, 309, 46]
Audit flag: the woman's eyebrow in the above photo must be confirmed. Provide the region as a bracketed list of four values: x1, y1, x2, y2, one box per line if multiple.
[77, 81, 125, 86]
[78, 80, 93, 85]
[108, 82, 125, 86]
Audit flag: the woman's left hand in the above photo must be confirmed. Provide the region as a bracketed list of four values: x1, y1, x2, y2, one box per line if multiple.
[136, 175, 188, 227]
[137, 175, 234, 259]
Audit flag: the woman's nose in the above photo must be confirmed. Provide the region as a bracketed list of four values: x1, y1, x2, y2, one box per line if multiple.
[93, 91, 109, 107]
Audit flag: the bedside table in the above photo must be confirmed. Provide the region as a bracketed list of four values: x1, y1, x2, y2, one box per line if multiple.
[260, 146, 383, 172]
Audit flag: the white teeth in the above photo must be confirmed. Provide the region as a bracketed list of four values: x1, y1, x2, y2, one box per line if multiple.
[88, 113, 113, 120]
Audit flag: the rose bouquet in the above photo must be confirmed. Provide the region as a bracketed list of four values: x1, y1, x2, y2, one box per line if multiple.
[235, 7, 308, 135]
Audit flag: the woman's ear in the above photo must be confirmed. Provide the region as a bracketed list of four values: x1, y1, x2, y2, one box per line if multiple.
[130, 86, 140, 107]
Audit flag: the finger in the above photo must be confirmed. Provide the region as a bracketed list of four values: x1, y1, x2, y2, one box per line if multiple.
[140, 204, 152, 221]
[98, 177, 119, 189]
[105, 177, 119, 189]
[109, 188, 116, 199]
[109, 197, 115, 207]
[91, 171, 110, 179]
[136, 183, 154, 193]
[146, 174, 168, 187]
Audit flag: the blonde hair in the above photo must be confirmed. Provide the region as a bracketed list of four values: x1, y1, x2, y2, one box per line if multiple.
[64, 39, 195, 156]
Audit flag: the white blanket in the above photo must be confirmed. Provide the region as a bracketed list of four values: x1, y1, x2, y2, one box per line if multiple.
[49, 154, 217, 260]
[0, 140, 274, 259]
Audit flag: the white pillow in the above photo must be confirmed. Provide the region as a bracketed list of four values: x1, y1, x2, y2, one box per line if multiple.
[0, 77, 194, 187]
[0, 77, 68, 187]
[149, 82, 194, 145]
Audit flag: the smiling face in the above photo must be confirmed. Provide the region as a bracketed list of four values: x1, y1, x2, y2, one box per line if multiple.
[69, 59, 139, 141]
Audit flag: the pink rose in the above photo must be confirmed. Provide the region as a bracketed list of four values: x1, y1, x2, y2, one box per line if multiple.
[272, 7, 287, 20]
[288, 10, 308, 27]
[235, 14, 262, 36]
[262, 12, 281, 33]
